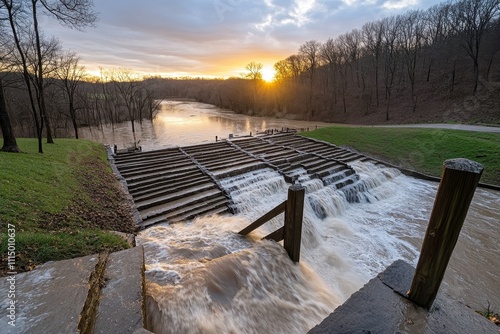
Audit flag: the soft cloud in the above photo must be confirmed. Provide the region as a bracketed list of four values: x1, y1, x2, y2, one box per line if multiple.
[41, 0, 439, 77]
[382, 0, 420, 10]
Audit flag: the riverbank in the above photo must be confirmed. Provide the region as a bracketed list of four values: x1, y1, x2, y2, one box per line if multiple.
[301, 126, 500, 186]
[0, 139, 136, 276]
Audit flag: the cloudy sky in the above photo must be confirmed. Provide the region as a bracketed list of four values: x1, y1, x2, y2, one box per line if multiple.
[44, 0, 442, 79]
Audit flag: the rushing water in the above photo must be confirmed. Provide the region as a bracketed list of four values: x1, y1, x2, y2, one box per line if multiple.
[86, 100, 499, 333]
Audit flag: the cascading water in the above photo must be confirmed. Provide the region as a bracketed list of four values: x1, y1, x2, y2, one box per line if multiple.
[137, 160, 500, 333]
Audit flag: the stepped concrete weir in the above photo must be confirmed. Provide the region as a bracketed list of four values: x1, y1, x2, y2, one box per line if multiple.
[112, 132, 383, 229]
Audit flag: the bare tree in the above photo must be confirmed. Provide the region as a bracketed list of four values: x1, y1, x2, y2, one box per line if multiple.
[1, 0, 97, 153]
[0, 7, 21, 152]
[382, 16, 401, 121]
[320, 38, 340, 109]
[362, 20, 384, 106]
[245, 61, 263, 80]
[399, 10, 425, 112]
[299, 40, 322, 118]
[54, 51, 85, 138]
[450, 0, 500, 94]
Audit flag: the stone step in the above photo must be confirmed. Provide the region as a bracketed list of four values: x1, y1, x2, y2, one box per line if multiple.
[116, 155, 191, 173]
[140, 188, 224, 221]
[119, 161, 197, 179]
[332, 174, 361, 190]
[322, 169, 357, 186]
[131, 175, 209, 198]
[136, 183, 217, 211]
[94, 247, 145, 334]
[114, 148, 180, 163]
[315, 165, 347, 178]
[213, 162, 270, 179]
[0, 247, 147, 334]
[124, 165, 200, 185]
[191, 150, 246, 163]
[127, 169, 204, 192]
[167, 197, 230, 223]
[0, 254, 101, 333]
[140, 196, 230, 228]
[202, 156, 256, 170]
[307, 161, 343, 174]
[133, 179, 216, 203]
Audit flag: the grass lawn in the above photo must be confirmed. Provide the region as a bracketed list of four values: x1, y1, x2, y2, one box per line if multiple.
[301, 126, 500, 186]
[0, 138, 135, 275]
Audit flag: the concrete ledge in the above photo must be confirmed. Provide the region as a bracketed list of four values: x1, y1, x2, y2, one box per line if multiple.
[94, 246, 146, 334]
[308, 260, 498, 334]
[0, 255, 99, 333]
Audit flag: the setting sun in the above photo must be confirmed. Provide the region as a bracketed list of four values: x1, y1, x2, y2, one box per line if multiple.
[261, 66, 276, 82]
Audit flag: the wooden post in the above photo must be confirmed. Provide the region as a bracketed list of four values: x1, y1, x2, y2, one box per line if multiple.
[284, 185, 305, 262]
[408, 158, 483, 309]
[215, 136, 218, 142]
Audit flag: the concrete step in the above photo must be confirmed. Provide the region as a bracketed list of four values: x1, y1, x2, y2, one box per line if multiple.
[202, 157, 256, 170]
[141, 196, 230, 228]
[114, 148, 180, 163]
[136, 183, 217, 211]
[308, 260, 499, 334]
[213, 162, 270, 179]
[307, 161, 343, 174]
[191, 150, 246, 163]
[140, 188, 224, 221]
[167, 197, 230, 223]
[94, 247, 145, 334]
[0, 254, 101, 333]
[124, 165, 200, 185]
[322, 168, 357, 186]
[131, 175, 209, 198]
[332, 174, 361, 190]
[133, 179, 215, 203]
[315, 165, 347, 178]
[117, 156, 191, 173]
[0, 247, 147, 334]
[127, 169, 204, 192]
[119, 161, 196, 179]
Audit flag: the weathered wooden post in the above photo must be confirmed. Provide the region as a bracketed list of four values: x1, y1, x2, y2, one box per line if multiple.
[284, 185, 305, 262]
[408, 158, 483, 309]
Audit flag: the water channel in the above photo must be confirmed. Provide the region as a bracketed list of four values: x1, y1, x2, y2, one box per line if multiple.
[83, 100, 500, 333]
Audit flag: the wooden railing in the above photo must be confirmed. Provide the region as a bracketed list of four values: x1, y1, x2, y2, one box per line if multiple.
[239, 185, 305, 262]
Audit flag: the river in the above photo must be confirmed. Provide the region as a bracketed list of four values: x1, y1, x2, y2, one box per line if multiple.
[83, 100, 500, 333]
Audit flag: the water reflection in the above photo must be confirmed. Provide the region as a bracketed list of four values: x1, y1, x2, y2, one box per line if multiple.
[80, 100, 332, 150]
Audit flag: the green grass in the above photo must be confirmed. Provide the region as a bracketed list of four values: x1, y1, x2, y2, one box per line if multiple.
[301, 126, 500, 186]
[0, 139, 132, 275]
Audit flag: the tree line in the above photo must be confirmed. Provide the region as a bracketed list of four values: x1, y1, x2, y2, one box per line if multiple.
[179, 0, 500, 123]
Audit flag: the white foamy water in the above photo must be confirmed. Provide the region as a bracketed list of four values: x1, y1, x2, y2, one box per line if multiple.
[136, 160, 500, 333]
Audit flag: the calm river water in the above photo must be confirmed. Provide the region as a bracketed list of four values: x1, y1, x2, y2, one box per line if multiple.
[83, 100, 499, 333]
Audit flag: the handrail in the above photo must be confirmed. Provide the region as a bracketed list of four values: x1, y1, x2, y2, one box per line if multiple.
[238, 200, 286, 236]
[238, 185, 305, 262]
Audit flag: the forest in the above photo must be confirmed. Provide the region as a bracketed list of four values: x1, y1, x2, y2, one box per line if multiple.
[1, 0, 499, 153]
